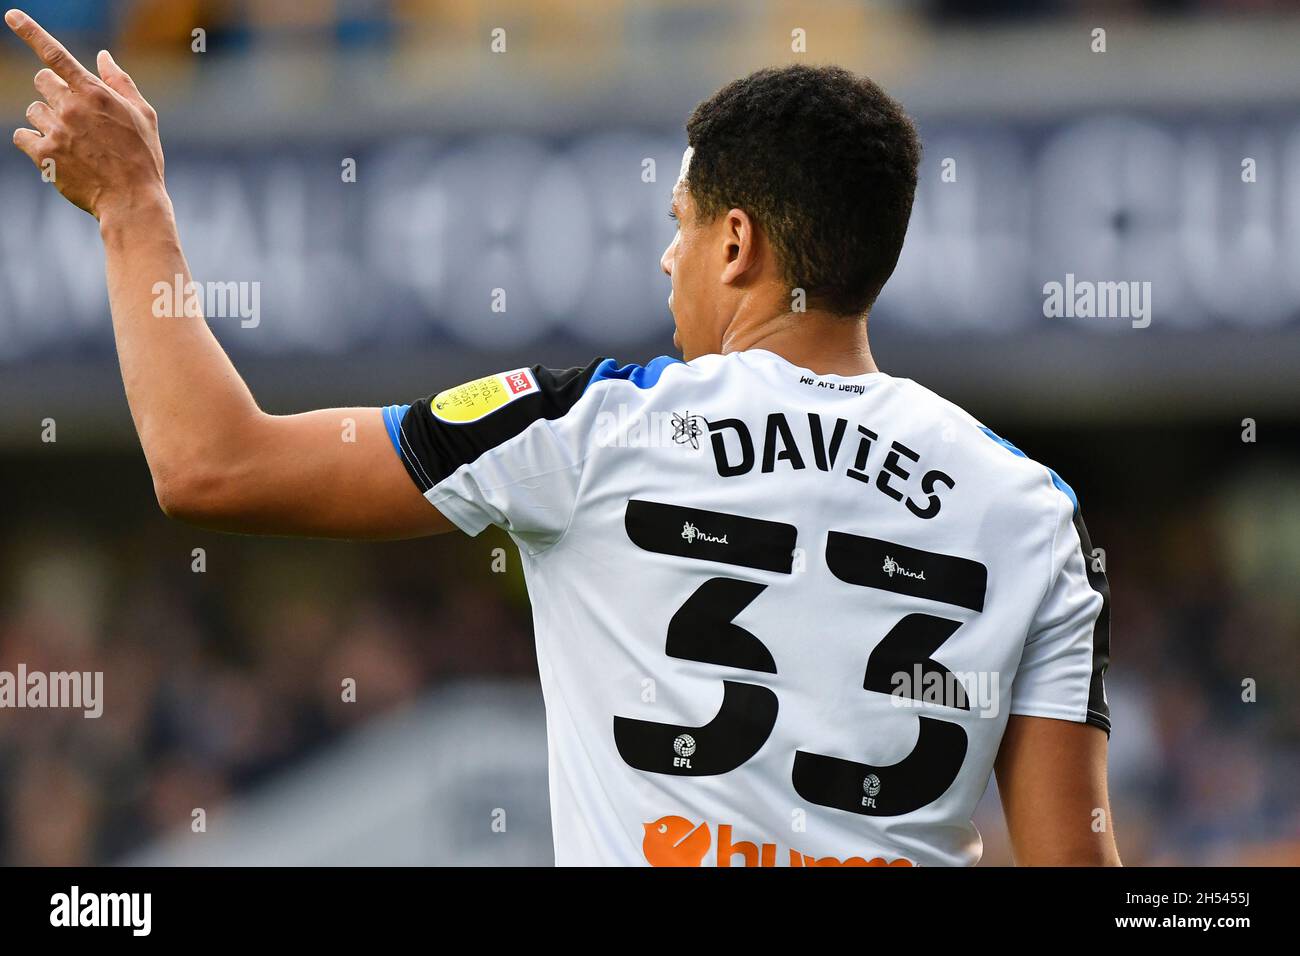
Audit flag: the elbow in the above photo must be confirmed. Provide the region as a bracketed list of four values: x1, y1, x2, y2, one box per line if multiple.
[151, 461, 240, 527]
[148, 414, 271, 529]
[152, 474, 197, 523]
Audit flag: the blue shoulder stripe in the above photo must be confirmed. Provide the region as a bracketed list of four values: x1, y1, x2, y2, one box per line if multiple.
[382, 403, 410, 457]
[978, 425, 1079, 514]
[587, 355, 682, 391]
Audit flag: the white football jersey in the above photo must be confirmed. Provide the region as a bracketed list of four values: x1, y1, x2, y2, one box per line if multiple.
[384, 348, 1110, 867]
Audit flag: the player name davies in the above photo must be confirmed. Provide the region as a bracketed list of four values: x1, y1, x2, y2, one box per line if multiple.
[703, 412, 955, 520]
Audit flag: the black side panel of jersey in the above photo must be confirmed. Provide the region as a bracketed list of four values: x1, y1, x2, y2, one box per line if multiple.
[1073, 511, 1112, 736]
[395, 359, 607, 493]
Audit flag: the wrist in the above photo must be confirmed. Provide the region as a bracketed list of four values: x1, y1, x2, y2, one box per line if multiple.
[97, 187, 175, 240]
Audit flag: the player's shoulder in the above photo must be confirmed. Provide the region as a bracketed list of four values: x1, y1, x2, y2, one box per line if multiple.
[576, 352, 740, 413]
[891, 376, 1080, 520]
[583, 354, 692, 393]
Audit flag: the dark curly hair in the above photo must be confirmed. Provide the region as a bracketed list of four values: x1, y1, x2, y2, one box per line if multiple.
[685, 64, 920, 317]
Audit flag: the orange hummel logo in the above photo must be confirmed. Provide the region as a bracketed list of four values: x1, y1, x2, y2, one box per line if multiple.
[642, 815, 915, 867]
[643, 816, 712, 866]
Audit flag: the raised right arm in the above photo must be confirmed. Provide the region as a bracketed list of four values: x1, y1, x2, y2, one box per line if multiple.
[8, 8, 453, 539]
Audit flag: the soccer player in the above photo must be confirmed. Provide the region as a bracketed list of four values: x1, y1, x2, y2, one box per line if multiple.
[7, 8, 1117, 866]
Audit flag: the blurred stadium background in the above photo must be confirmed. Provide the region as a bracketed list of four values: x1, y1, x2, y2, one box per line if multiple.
[1, 0, 1298, 865]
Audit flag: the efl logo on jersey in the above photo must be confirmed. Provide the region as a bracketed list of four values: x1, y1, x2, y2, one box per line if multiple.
[672, 733, 696, 769]
[641, 815, 914, 868]
[863, 773, 882, 809]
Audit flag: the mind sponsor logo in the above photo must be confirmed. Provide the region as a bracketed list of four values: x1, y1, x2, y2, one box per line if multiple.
[681, 521, 728, 546]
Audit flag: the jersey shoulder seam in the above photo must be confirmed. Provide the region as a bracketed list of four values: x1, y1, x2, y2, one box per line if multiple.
[535, 359, 691, 558]
[524, 372, 619, 557]
[422, 373, 609, 543]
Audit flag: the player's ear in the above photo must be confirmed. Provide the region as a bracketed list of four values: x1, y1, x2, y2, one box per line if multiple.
[719, 207, 760, 285]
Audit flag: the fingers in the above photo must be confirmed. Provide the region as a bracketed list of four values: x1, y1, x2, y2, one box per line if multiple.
[24, 99, 54, 135]
[5, 8, 96, 88]
[33, 67, 69, 105]
[96, 49, 152, 116]
[12, 126, 43, 162]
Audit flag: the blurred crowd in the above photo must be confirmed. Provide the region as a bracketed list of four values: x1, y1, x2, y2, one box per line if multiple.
[0, 459, 536, 864]
[976, 442, 1300, 865]
[3, 0, 1297, 58]
[1, 427, 1297, 866]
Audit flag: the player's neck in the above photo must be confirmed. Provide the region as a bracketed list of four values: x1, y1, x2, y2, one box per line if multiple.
[719, 307, 878, 377]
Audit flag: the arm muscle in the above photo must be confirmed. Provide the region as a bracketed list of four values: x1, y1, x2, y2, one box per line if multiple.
[994, 715, 1122, 866]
